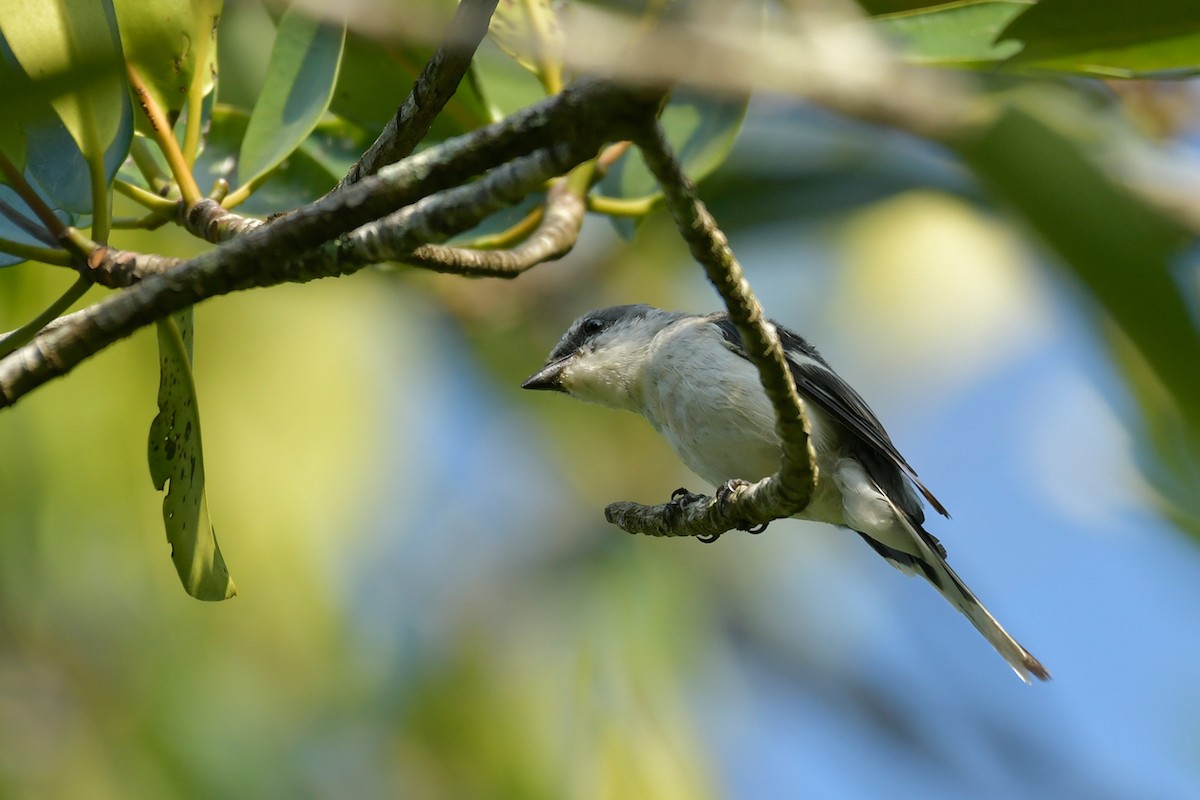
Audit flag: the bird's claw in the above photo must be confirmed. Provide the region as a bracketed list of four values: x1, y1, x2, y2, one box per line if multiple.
[670, 487, 705, 505]
[714, 479, 768, 535]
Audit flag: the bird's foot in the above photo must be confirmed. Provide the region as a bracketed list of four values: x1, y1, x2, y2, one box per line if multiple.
[716, 479, 769, 535]
[667, 487, 719, 542]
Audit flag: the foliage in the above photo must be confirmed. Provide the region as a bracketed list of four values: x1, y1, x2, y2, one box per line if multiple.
[0, 0, 1195, 597]
[1, 0, 1199, 796]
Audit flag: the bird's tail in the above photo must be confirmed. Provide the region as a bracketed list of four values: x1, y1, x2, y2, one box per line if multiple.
[876, 496, 1051, 684]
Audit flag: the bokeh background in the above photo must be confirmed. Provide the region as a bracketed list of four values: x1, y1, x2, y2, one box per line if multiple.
[3, 2, 1200, 799]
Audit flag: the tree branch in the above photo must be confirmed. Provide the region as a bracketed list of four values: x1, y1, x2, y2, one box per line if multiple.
[604, 120, 820, 539]
[402, 180, 585, 277]
[334, 0, 500, 191]
[0, 80, 667, 409]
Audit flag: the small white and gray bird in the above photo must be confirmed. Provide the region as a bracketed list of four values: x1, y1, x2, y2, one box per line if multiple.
[523, 304, 1049, 683]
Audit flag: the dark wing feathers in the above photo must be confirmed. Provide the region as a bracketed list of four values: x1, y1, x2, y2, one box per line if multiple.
[709, 313, 949, 520]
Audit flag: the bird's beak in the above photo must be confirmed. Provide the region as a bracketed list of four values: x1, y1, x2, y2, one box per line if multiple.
[521, 358, 568, 392]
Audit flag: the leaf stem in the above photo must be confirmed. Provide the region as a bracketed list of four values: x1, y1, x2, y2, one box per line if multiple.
[113, 178, 180, 215]
[126, 63, 202, 206]
[0, 237, 73, 266]
[587, 192, 660, 217]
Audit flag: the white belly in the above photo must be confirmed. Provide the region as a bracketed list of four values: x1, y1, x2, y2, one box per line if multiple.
[639, 322, 848, 526]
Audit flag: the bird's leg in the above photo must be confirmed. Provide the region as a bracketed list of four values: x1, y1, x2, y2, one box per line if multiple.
[716, 479, 769, 535]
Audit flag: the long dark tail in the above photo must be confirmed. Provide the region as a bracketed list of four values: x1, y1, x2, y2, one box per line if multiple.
[865, 498, 1050, 684]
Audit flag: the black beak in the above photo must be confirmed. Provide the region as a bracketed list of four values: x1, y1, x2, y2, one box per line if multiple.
[521, 359, 568, 392]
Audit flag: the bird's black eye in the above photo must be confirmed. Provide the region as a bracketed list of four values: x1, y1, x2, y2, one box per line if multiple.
[582, 317, 606, 336]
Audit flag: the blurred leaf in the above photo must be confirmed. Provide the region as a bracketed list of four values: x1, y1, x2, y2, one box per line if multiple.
[114, 0, 222, 133]
[856, 0, 964, 13]
[598, 87, 749, 238]
[238, 7, 346, 187]
[874, 1, 1026, 67]
[999, 0, 1200, 77]
[488, 0, 565, 75]
[148, 311, 236, 601]
[958, 105, 1200, 434]
[470, 39, 547, 121]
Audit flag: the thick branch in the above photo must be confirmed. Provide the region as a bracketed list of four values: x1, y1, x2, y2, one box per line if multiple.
[604, 121, 819, 538]
[335, 0, 500, 190]
[0, 80, 667, 409]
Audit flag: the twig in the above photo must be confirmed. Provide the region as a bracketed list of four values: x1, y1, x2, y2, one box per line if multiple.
[334, 0, 500, 191]
[403, 180, 585, 277]
[604, 120, 819, 538]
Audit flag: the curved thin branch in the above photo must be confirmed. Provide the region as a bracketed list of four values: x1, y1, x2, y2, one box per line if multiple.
[403, 180, 585, 277]
[605, 120, 819, 538]
[335, 0, 500, 191]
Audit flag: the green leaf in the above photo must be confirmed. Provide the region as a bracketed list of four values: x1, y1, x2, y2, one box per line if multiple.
[148, 311, 236, 601]
[0, 0, 128, 160]
[114, 0, 222, 132]
[0, 0, 132, 238]
[957, 106, 1200, 434]
[489, 0, 565, 75]
[470, 39, 548, 121]
[597, 87, 749, 238]
[197, 106, 369, 214]
[873, 1, 1027, 68]
[999, 0, 1200, 77]
[856, 0, 965, 13]
[238, 7, 346, 188]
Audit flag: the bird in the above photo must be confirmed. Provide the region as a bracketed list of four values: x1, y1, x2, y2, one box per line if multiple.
[522, 303, 1049, 683]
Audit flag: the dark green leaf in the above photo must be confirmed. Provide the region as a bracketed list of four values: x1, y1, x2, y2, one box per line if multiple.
[147, 311, 236, 601]
[998, 0, 1200, 77]
[238, 7, 346, 187]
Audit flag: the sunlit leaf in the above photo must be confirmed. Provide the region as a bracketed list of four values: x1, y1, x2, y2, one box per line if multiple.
[148, 311, 236, 601]
[873, 1, 1027, 68]
[114, 0, 222, 133]
[856, 0, 964, 13]
[0, 3, 131, 267]
[238, 6, 346, 187]
[0, 0, 128, 158]
[999, 0, 1200, 77]
[489, 0, 565, 75]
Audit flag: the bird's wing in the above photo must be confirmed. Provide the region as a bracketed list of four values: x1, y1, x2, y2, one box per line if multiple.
[709, 314, 949, 519]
